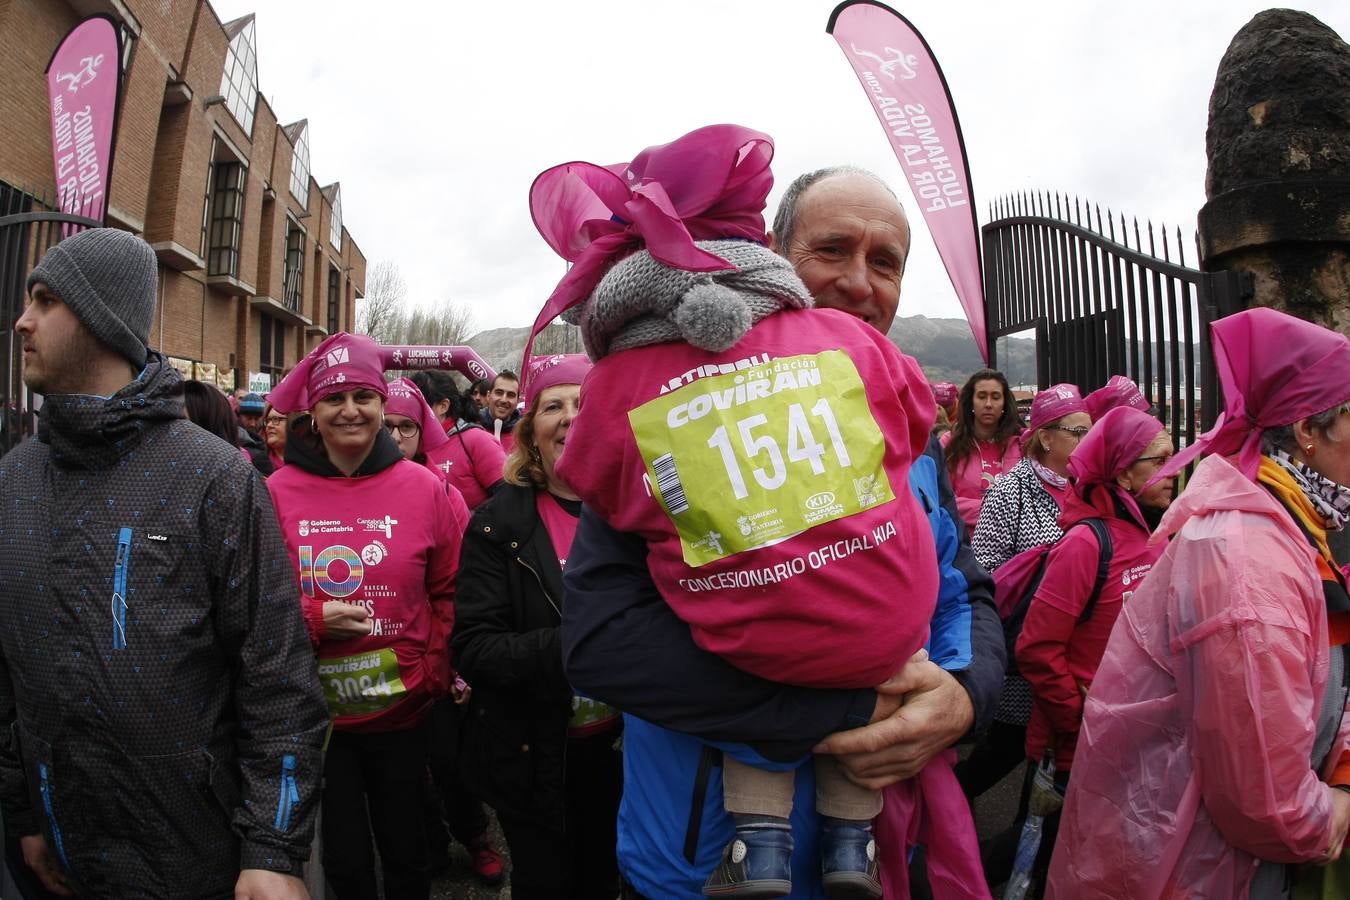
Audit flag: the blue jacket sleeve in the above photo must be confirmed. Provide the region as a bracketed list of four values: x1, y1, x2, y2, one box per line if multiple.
[561, 507, 877, 763]
[926, 435, 1005, 740]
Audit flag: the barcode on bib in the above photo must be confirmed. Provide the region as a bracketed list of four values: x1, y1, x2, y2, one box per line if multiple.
[652, 453, 689, 515]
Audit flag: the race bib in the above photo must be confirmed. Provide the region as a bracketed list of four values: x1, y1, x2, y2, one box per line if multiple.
[628, 351, 894, 567]
[317, 648, 406, 716]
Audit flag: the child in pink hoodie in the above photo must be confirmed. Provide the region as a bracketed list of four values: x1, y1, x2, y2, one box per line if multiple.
[530, 125, 940, 899]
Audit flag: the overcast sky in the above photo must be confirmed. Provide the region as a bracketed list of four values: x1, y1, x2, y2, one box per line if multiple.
[214, 0, 1350, 337]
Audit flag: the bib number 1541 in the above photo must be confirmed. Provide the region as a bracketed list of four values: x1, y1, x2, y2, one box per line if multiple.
[707, 398, 851, 499]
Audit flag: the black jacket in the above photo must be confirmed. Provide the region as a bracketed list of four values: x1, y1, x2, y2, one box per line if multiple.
[451, 483, 573, 828]
[0, 355, 329, 898]
[561, 435, 1004, 761]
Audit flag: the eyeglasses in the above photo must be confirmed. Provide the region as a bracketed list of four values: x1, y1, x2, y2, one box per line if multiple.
[1046, 425, 1090, 438]
[264, 415, 287, 427]
[385, 420, 421, 439]
[1134, 455, 1171, 466]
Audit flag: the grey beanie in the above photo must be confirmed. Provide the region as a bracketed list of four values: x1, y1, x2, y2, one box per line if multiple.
[568, 240, 813, 360]
[27, 228, 157, 367]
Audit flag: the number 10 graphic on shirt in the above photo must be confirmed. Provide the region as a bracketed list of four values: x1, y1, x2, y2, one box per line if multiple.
[628, 351, 894, 567]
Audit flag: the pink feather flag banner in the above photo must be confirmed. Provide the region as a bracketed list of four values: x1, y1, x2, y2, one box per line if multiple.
[45, 15, 124, 227]
[827, 1, 988, 362]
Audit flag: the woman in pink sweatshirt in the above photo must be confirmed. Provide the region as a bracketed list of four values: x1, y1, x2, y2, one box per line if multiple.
[267, 333, 469, 900]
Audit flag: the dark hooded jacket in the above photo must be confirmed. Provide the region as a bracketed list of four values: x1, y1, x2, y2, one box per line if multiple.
[0, 355, 329, 899]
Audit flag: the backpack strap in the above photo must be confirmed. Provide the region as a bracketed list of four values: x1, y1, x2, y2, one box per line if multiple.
[1077, 518, 1114, 625]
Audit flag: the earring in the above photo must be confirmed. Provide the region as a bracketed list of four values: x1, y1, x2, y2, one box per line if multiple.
[1040, 442, 1051, 454]
[1306, 444, 1315, 455]
[310, 417, 319, 433]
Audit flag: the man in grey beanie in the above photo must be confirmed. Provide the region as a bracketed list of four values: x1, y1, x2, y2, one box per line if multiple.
[3, 228, 328, 900]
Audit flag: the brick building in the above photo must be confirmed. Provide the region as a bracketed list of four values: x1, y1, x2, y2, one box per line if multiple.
[0, 0, 365, 401]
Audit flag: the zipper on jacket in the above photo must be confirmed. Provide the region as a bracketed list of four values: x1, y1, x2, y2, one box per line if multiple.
[515, 557, 562, 619]
[274, 754, 299, 832]
[38, 763, 71, 869]
[111, 526, 132, 650]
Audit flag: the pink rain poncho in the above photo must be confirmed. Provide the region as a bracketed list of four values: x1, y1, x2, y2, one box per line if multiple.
[1047, 451, 1350, 898]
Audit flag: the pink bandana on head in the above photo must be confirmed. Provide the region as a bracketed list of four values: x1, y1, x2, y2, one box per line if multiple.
[385, 378, 449, 452]
[524, 124, 776, 365]
[1085, 375, 1150, 422]
[523, 353, 592, 411]
[1152, 307, 1350, 485]
[1021, 383, 1087, 448]
[1068, 406, 1166, 528]
[267, 332, 388, 413]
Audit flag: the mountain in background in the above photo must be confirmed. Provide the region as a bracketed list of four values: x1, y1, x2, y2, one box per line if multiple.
[464, 315, 1037, 387]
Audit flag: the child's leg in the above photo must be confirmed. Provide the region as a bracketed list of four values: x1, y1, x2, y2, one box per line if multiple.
[723, 755, 795, 819]
[703, 757, 795, 896]
[814, 755, 883, 899]
[813, 754, 882, 821]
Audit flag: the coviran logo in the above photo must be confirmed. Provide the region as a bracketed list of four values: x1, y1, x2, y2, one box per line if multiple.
[805, 491, 837, 511]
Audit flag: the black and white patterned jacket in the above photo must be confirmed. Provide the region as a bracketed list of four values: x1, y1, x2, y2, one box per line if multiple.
[972, 457, 1066, 573]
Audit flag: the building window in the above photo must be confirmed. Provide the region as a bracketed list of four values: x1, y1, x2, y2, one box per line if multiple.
[259, 313, 286, 380]
[288, 123, 310, 207]
[206, 158, 245, 278]
[327, 266, 341, 334]
[283, 220, 304, 311]
[219, 15, 258, 134]
[328, 187, 342, 252]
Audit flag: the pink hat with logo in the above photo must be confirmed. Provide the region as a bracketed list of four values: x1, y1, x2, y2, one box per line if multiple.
[932, 382, 958, 414]
[1152, 307, 1350, 483]
[385, 377, 448, 452]
[1021, 383, 1087, 447]
[1085, 375, 1151, 421]
[523, 353, 592, 411]
[268, 332, 388, 413]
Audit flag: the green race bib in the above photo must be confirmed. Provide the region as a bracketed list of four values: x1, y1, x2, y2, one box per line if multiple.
[317, 648, 406, 716]
[628, 350, 894, 567]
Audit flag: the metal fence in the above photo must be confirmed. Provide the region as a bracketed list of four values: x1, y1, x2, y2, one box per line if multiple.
[0, 185, 101, 455]
[982, 192, 1251, 451]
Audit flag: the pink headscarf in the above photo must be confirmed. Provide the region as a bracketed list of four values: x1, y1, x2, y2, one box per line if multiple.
[1153, 307, 1350, 484]
[932, 382, 958, 415]
[1085, 375, 1151, 421]
[523, 353, 592, 411]
[525, 124, 775, 364]
[1066, 406, 1165, 529]
[385, 377, 448, 453]
[1021, 383, 1087, 448]
[268, 332, 388, 413]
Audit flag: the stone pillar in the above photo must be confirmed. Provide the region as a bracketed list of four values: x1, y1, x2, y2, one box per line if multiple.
[1198, 10, 1350, 335]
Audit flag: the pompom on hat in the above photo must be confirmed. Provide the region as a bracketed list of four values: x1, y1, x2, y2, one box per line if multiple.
[1150, 307, 1350, 486]
[268, 332, 388, 413]
[384, 377, 448, 452]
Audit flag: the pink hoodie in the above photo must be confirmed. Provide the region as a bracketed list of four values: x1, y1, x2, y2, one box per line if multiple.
[427, 424, 506, 510]
[268, 459, 468, 732]
[558, 307, 938, 689]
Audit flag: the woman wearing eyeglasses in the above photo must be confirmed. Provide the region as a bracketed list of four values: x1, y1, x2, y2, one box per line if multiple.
[265, 333, 469, 900]
[958, 385, 1092, 866]
[1014, 406, 1175, 895]
[262, 402, 288, 471]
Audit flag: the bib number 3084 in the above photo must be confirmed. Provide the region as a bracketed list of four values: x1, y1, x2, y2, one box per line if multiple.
[628, 351, 895, 567]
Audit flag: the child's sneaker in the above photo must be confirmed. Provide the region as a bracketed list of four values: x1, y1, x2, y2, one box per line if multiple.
[820, 819, 881, 900]
[702, 822, 793, 898]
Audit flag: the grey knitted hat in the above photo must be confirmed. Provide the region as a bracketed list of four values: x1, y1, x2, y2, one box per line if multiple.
[27, 228, 157, 367]
[568, 240, 813, 360]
